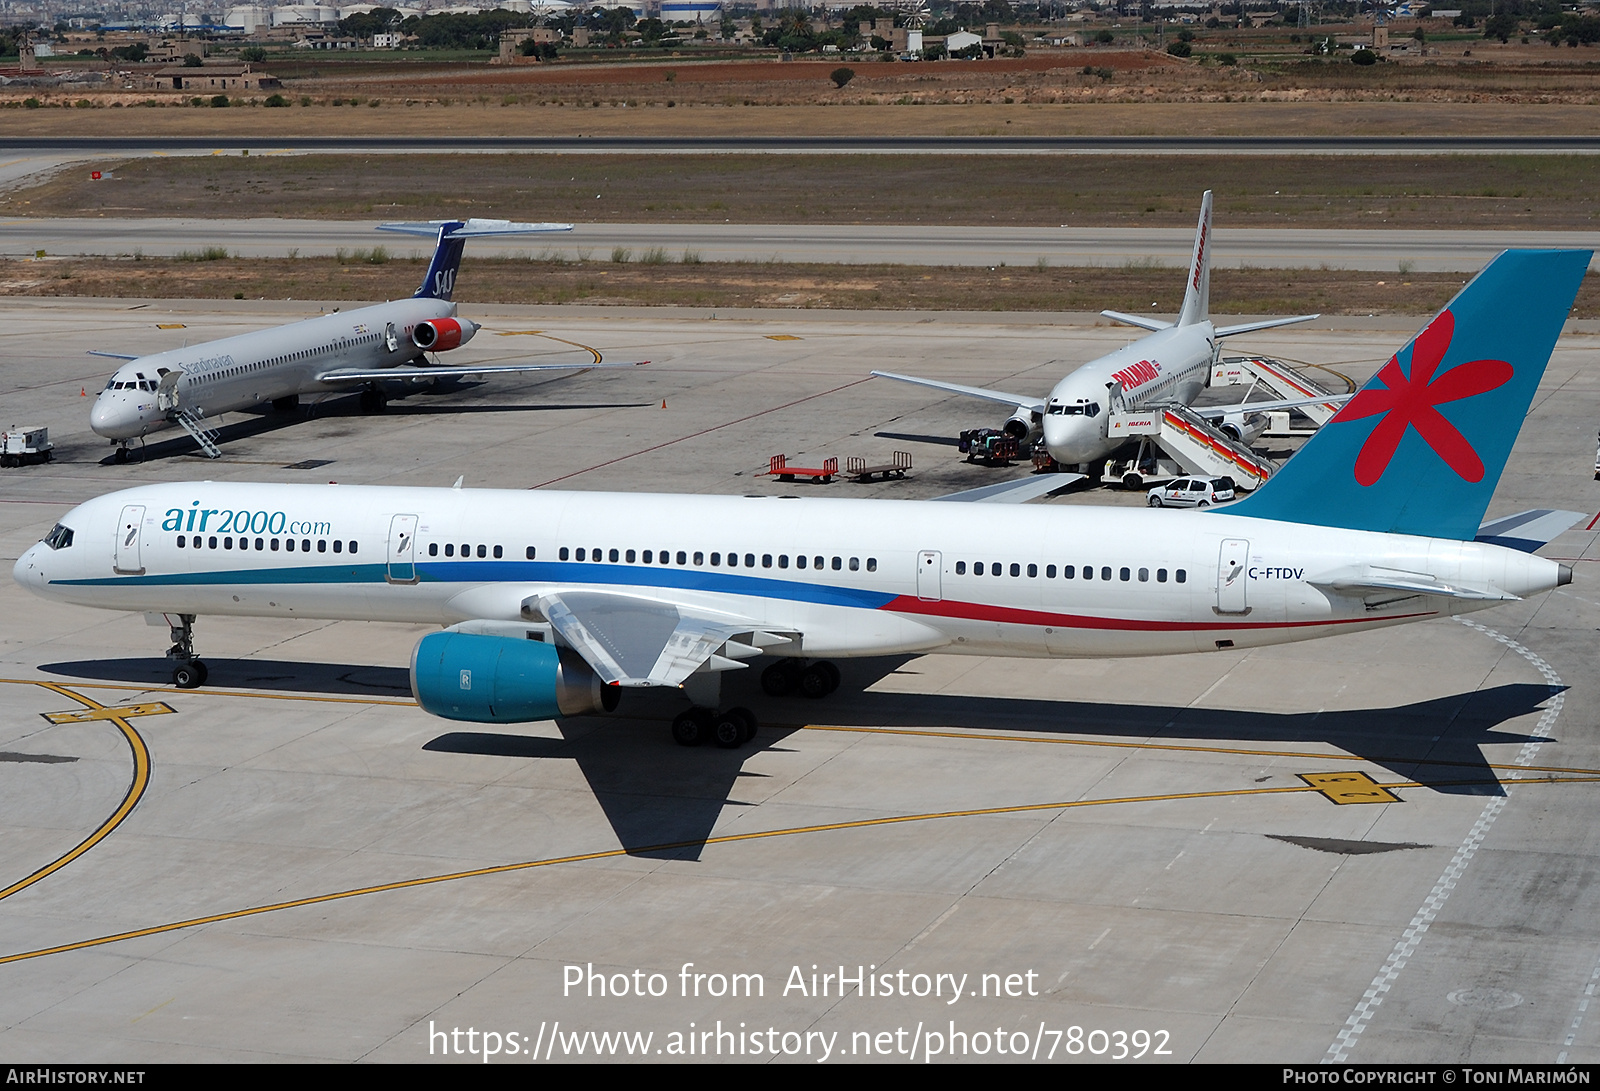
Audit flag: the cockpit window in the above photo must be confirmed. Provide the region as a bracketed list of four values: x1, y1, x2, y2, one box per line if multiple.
[43, 523, 74, 550]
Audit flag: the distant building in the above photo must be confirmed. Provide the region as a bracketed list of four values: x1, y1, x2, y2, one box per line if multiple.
[148, 63, 282, 92]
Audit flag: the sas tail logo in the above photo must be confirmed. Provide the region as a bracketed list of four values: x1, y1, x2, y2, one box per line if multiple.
[1331, 309, 1512, 487]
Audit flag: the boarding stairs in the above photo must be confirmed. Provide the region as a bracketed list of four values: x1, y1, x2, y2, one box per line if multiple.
[1105, 404, 1276, 490]
[1212, 355, 1342, 429]
[170, 408, 221, 460]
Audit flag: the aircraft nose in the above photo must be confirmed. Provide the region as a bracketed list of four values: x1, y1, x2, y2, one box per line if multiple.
[12, 543, 44, 597]
[89, 394, 133, 439]
[1043, 416, 1100, 465]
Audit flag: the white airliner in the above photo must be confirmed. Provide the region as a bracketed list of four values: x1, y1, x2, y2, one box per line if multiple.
[16, 249, 1588, 751]
[89, 218, 642, 461]
[872, 191, 1334, 468]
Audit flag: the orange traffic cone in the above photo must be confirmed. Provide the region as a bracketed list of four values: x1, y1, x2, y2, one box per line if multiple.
[80, 388, 86, 396]
[661, 398, 667, 409]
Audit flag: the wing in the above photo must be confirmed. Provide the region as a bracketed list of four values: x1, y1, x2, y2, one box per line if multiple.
[1188, 392, 1352, 418]
[315, 360, 648, 385]
[931, 473, 1086, 503]
[376, 217, 574, 237]
[1475, 509, 1587, 553]
[870, 370, 1045, 413]
[1215, 314, 1321, 338]
[1100, 309, 1173, 333]
[87, 350, 140, 361]
[530, 590, 797, 687]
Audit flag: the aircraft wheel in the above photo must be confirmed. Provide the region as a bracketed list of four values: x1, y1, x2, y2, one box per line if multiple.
[113, 447, 129, 464]
[800, 661, 839, 699]
[172, 661, 207, 689]
[671, 708, 709, 747]
[727, 706, 758, 744]
[761, 660, 799, 697]
[712, 711, 745, 749]
[272, 395, 299, 413]
[1147, 495, 1162, 507]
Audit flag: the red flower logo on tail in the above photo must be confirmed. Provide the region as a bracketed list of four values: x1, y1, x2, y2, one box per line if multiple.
[1332, 310, 1512, 487]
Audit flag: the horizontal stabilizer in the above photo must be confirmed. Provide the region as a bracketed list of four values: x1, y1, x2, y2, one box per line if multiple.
[377, 217, 574, 238]
[316, 360, 646, 385]
[1309, 566, 1519, 602]
[870, 370, 1044, 413]
[932, 473, 1085, 504]
[1100, 309, 1172, 333]
[1475, 509, 1587, 553]
[1214, 314, 1321, 338]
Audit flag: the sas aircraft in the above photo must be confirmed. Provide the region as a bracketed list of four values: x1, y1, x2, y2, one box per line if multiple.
[89, 218, 643, 461]
[872, 191, 1340, 482]
[17, 249, 1588, 751]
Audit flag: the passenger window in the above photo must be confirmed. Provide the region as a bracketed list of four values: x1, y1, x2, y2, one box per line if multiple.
[1063, 565, 1074, 579]
[1120, 567, 1130, 581]
[350, 542, 358, 554]
[676, 551, 687, 565]
[625, 549, 635, 563]
[333, 540, 342, 554]
[1101, 567, 1111, 580]
[493, 546, 502, 559]
[695, 552, 705, 565]
[560, 547, 570, 560]
[224, 537, 233, 550]
[1010, 563, 1020, 577]
[745, 554, 756, 568]
[850, 558, 859, 572]
[302, 539, 311, 552]
[1157, 568, 1167, 582]
[318, 540, 327, 553]
[796, 555, 807, 569]
[956, 561, 966, 575]
[867, 558, 876, 572]
[1027, 563, 1037, 578]
[285, 538, 295, 552]
[1138, 568, 1149, 582]
[726, 552, 737, 567]
[177, 535, 186, 548]
[527, 547, 537, 560]
[832, 557, 842, 571]
[475, 545, 485, 559]
[271, 539, 280, 552]
[1082, 566, 1092, 581]
[609, 549, 619, 562]
[974, 562, 984, 575]
[762, 554, 773, 568]
[576, 548, 586, 561]
[1046, 565, 1055, 578]
[778, 555, 789, 569]
[813, 556, 823, 569]
[1176, 569, 1187, 583]
[711, 552, 721, 566]
[429, 543, 439, 557]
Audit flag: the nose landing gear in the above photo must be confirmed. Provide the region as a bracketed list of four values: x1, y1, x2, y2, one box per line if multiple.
[164, 613, 209, 689]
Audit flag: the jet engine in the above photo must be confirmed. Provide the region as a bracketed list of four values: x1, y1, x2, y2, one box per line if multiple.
[411, 318, 480, 353]
[1003, 406, 1043, 444]
[1217, 411, 1269, 446]
[410, 631, 618, 723]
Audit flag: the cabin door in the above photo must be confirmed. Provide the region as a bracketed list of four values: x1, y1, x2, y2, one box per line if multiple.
[1215, 538, 1251, 616]
[114, 505, 145, 575]
[387, 514, 419, 584]
[916, 550, 942, 602]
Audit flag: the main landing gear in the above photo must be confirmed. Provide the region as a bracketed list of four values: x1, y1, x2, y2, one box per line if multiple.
[759, 658, 840, 699]
[671, 706, 758, 749]
[358, 384, 389, 413]
[165, 613, 209, 689]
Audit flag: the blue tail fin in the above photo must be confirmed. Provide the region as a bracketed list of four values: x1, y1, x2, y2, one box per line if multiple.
[414, 220, 467, 301]
[1228, 249, 1590, 540]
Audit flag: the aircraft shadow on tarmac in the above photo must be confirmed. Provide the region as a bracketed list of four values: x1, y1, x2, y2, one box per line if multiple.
[42, 655, 1563, 860]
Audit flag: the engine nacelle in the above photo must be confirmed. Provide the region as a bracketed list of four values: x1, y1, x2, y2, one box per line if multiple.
[1218, 411, 1269, 446]
[1003, 406, 1042, 444]
[410, 631, 618, 723]
[412, 318, 479, 353]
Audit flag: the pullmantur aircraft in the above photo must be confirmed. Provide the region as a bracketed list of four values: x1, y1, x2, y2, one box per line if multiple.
[871, 191, 1338, 482]
[88, 218, 644, 462]
[17, 249, 1588, 750]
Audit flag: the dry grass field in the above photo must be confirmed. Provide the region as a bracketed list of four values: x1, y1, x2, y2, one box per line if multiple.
[11, 253, 1596, 317]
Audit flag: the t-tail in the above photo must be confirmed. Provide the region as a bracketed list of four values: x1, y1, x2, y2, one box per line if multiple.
[375, 216, 578, 303]
[1228, 248, 1592, 541]
[1176, 189, 1213, 328]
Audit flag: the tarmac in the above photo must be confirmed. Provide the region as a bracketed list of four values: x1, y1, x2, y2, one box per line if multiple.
[2, 297, 1599, 1063]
